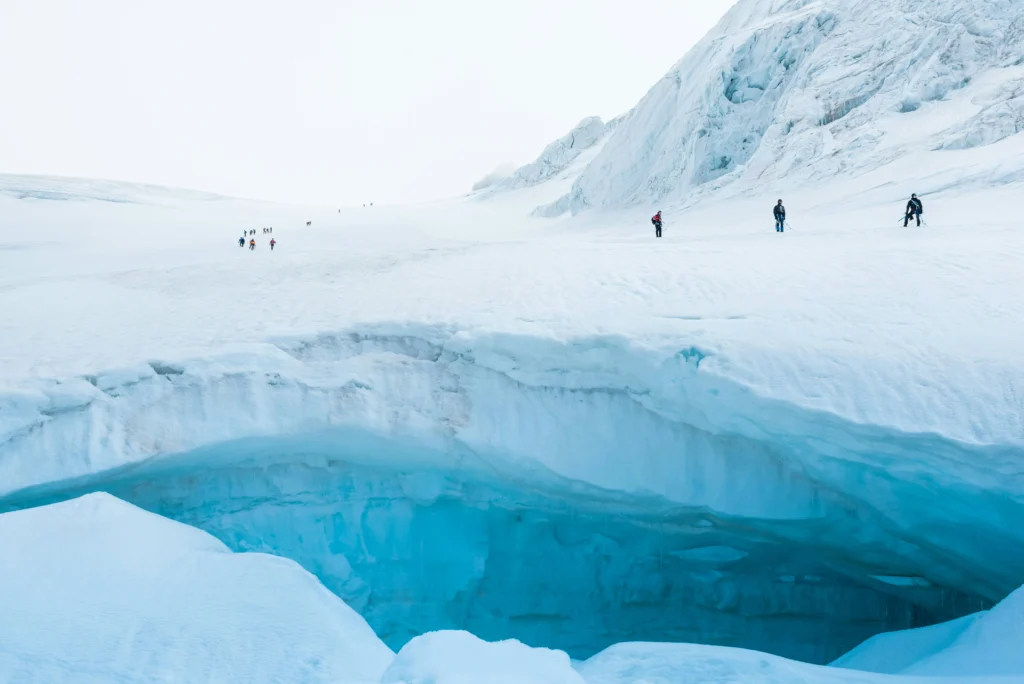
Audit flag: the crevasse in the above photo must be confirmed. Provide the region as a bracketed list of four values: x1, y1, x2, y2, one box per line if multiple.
[0, 328, 1017, 664]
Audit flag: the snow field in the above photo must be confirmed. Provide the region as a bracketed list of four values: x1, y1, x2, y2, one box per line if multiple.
[2, 0, 1024, 675]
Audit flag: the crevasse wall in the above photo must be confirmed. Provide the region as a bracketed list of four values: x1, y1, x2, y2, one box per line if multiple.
[0, 328, 1018, 662]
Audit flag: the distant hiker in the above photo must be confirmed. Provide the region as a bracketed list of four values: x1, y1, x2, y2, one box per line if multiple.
[306, 221, 311, 227]
[651, 211, 663, 238]
[270, 238, 276, 251]
[249, 238, 256, 251]
[269, 227, 273, 233]
[774, 200, 786, 232]
[238, 236, 245, 247]
[905, 193, 924, 227]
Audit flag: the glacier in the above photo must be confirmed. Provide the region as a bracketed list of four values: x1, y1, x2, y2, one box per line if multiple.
[0, 326, 1016, 664]
[564, 0, 1024, 212]
[2, 0, 1024, 679]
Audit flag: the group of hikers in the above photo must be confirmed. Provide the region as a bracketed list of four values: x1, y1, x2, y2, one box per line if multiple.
[650, 194, 925, 236]
[239, 227, 276, 251]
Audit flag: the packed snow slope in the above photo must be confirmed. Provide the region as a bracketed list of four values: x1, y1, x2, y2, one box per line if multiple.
[832, 585, 1024, 677]
[1, 165, 1021, 664]
[0, 492, 393, 684]
[566, 0, 1024, 212]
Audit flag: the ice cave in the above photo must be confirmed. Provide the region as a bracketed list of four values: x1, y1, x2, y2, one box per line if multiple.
[1, 331, 1012, 666]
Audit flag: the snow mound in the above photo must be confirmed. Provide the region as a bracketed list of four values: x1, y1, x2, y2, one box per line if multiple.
[906, 584, 1024, 677]
[830, 613, 982, 674]
[381, 631, 583, 684]
[568, 0, 1024, 211]
[578, 639, 1024, 684]
[834, 583, 1024, 677]
[0, 492, 393, 684]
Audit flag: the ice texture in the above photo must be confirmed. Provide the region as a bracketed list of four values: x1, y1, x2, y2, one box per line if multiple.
[0, 329, 1009, 663]
[567, 0, 1024, 211]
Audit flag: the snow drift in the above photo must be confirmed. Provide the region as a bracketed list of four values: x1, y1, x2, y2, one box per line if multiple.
[0, 492, 393, 684]
[833, 584, 1024, 677]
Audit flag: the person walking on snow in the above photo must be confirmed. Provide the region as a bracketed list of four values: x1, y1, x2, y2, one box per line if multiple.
[774, 200, 786, 232]
[238, 236, 245, 247]
[651, 210, 663, 238]
[905, 193, 924, 227]
[249, 238, 256, 251]
[270, 238, 276, 251]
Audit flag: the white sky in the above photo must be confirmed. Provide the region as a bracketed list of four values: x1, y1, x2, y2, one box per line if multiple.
[0, 0, 735, 206]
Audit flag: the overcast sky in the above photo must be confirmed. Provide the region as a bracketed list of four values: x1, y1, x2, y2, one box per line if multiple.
[0, 0, 735, 206]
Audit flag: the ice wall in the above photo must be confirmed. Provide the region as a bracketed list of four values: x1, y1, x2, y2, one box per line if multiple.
[35, 435, 991, 663]
[1, 329, 1017, 664]
[566, 0, 1024, 211]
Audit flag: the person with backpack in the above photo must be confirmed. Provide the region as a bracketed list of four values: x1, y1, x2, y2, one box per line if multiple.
[249, 238, 256, 251]
[905, 193, 924, 226]
[651, 211, 663, 238]
[269, 238, 276, 251]
[774, 200, 786, 232]
[238, 236, 245, 247]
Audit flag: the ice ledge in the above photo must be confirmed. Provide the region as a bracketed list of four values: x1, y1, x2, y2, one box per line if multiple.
[1, 324, 1022, 604]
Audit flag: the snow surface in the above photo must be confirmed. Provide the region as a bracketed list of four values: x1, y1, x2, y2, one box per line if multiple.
[833, 585, 1024, 678]
[2, 162, 1020, 664]
[381, 631, 585, 684]
[831, 614, 984, 674]
[578, 640, 1022, 684]
[0, 492, 393, 683]
[1, 0, 1023, 677]
[1, 127, 1024, 661]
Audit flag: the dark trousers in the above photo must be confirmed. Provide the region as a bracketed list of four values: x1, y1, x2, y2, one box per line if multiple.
[905, 211, 921, 227]
[654, 222, 662, 238]
[775, 218, 785, 232]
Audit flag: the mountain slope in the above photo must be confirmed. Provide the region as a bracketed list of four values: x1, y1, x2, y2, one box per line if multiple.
[565, 0, 1024, 211]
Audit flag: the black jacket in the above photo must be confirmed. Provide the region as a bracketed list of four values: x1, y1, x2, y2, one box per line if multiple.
[773, 204, 786, 220]
[907, 198, 923, 214]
